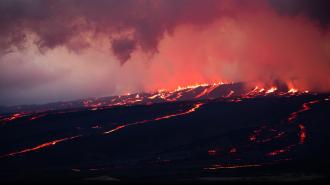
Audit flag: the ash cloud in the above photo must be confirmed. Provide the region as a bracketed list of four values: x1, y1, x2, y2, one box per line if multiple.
[0, 0, 227, 63]
[0, 0, 330, 105]
[0, 0, 329, 63]
[111, 38, 136, 65]
[269, 0, 330, 27]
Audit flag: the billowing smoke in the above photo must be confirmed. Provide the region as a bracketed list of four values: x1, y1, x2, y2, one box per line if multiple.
[0, 0, 229, 62]
[0, 0, 330, 105]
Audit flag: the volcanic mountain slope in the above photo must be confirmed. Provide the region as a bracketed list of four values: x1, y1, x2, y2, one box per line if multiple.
[0, 82, 281, 114]
[0, 82, 330, 182]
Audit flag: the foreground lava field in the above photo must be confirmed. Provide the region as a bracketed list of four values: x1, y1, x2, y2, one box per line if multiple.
[1, 83, 330, 182]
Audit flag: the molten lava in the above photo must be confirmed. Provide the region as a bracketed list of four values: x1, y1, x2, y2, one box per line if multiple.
[103, 102, 204, 135]
[266, 87, 277, 94]
[0, 135, 82, 158]
[298, 124, 307, 144]
[0, 113, 28, 124]
[0, 81, 326, 176]
[205, 163, 262, 170]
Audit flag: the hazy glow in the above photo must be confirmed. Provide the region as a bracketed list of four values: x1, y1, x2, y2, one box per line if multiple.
[1, 1, 330, 105]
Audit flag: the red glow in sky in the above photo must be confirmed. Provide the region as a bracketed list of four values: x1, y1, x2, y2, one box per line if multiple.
[0, 0, 330, 105]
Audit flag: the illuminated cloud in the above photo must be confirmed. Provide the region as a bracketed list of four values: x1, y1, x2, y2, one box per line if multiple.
[0, 0, 329, 105]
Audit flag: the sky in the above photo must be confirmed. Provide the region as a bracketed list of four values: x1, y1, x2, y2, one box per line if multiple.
[0, 0, 330, 106]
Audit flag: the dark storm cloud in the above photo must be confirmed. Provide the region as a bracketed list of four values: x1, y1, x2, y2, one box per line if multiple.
[0, 0, 226, 63]
[1, 0, 330, 106]
[111, 38, 136, 65]
[269, 0, 330, 27]
[0, 0, 329, 63]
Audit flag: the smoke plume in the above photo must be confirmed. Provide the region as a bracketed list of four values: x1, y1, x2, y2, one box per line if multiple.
[0, 0, 329, 105]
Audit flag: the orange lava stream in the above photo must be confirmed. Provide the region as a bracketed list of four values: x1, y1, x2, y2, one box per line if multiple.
[224, 90, 235, 98]
[29, 113, 47, 121]
[73, 81, 306, 111]
[0, 113, 28, 124]
[266, 87, 277, 94]
[204, 158, 293, 170]
[0, 135, 82, 158]
[207, 149, 217, 156]
[204, 163, 262, 170]
[298, 124, 307, 144]
[287, 100, 319, 124]
[195, 83, 221, 98]
[248, 126, 285, 144]
[205, 94, 322, 171]
[103, 103, 204, 134]
[266, 144, 295, 156]
[229, 147, 237, 154]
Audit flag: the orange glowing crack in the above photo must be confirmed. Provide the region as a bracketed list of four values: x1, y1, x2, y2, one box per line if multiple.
[298, 124, 307, 144]
[249, 135, 257, 141]
[288, 88, 298, 93]
[266, 87, 277, 94]
[29, 113, 47, 121]
[268, 149, 286, 156]
[195, 84, 219, 98]
[0, 135, 81, 158]
[166, 92, 183, 101]
[174, 83, 210, 92]
[208, 149, 217, 156]
[1, 113, 28, 124]
[249, 125, 285, 144]
[205, 163, 262, 170]
[266, 144, 295, 156]
[229, 147, 237, 154]
[224, 90, 235, 98]
[104, 103, 204, 134]
[204, 158, 294, 170]
[287, 100, 319, 124]
[61, 82, 309, 111]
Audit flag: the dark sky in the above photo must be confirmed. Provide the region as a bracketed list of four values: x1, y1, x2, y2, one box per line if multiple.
[0, 0, 330, 106]
[269, 0, 330, 27]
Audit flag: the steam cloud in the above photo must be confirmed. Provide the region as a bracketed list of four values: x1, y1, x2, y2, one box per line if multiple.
[0, 0, 330, 105]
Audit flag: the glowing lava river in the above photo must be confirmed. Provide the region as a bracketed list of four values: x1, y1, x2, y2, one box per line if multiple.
[0, 82, 330, 182]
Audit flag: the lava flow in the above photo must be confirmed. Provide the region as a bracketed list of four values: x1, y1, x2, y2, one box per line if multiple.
[298, 124, 307, 144]
[0, 81, 329, 181]
[287, 100, 320, 124]
[0, 135, 82, 158]
[205, 163, 262, 170]
[266, 145, 295, 156]
[0, 81, 305, 115]
[0, 112, 28, 125]
[103, 102, 204, 134]
[202, 82, 328, 172]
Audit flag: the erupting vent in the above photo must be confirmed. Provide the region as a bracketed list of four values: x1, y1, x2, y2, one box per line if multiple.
[1, 82, 329, 180]
[0, 82, 305, 114]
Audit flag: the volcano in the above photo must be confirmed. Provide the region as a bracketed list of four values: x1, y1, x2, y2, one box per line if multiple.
[0, 82, 330, 183]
